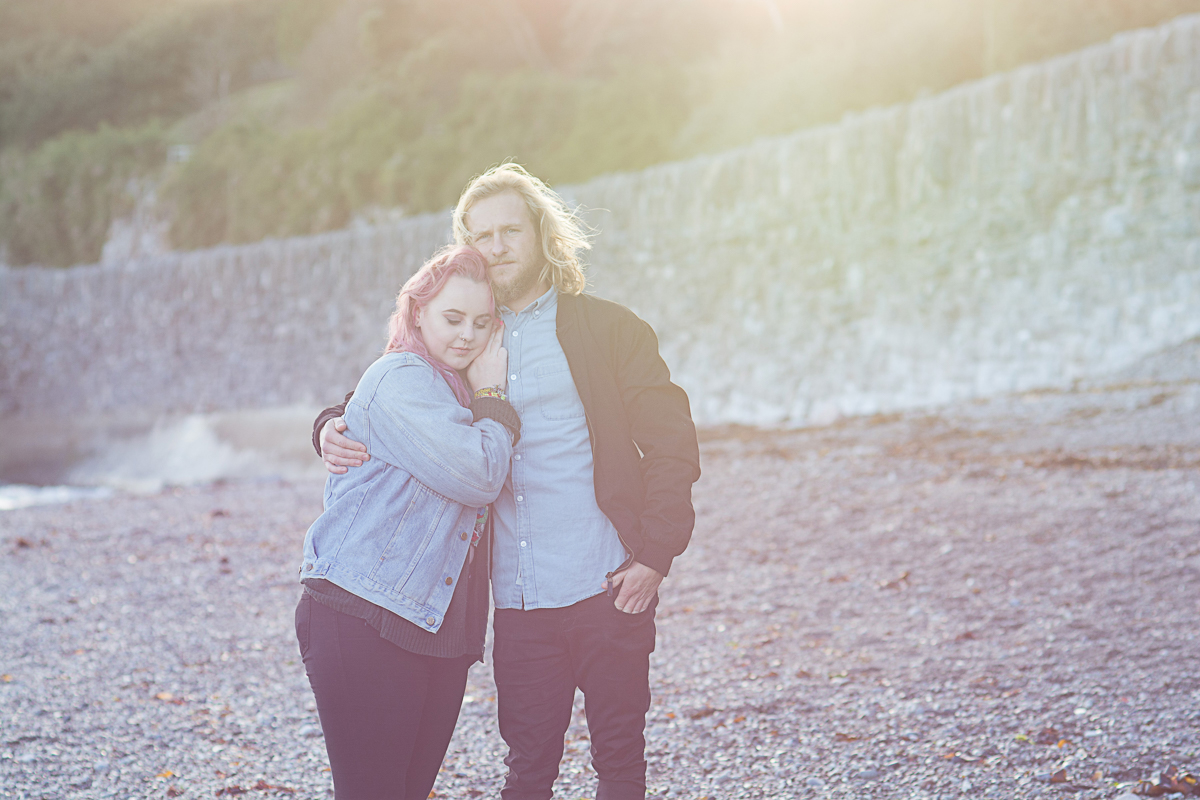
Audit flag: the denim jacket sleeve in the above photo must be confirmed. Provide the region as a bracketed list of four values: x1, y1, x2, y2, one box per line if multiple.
[349, 355, 512, 508]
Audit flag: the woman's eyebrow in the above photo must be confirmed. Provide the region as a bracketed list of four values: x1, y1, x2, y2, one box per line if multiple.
[441, 308, 468, 315]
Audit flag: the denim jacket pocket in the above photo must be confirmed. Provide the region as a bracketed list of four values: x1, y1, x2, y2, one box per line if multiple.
[369, 483, 449, 597]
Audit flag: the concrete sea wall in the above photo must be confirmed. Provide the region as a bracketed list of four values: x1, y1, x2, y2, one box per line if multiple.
[4, 15, 1200, 442]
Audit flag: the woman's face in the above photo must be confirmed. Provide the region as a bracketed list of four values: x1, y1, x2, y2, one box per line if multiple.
[414, 275, 494, 371]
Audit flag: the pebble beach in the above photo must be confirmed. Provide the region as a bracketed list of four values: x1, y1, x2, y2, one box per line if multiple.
[3, 350, 1199, 800]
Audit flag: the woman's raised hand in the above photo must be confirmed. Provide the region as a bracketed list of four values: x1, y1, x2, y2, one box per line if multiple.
[467, 321, 507, 394]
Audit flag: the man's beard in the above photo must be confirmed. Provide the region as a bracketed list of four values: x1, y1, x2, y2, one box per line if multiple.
[491, 260, 544, 309]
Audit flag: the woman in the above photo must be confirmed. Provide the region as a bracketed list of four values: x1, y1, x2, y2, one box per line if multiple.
[295, 245, 520, 799]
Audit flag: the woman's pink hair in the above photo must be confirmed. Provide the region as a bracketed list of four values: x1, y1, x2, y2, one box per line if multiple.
[385, 245, 494, 406]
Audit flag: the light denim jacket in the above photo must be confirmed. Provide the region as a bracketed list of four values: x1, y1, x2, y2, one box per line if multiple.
[300, 352, 513, 633]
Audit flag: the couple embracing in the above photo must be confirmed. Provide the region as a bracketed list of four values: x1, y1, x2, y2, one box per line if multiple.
[297, 163, 701, 800]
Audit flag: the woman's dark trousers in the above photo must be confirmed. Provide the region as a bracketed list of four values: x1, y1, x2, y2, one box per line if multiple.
[492, 591, 658, 800]
[295, 592, 472, 800]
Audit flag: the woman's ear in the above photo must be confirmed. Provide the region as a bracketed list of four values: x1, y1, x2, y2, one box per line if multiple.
[413, 307, 423, 330]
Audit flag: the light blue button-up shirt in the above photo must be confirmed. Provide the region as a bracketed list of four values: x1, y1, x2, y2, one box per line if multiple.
[491, 288, 628, 610]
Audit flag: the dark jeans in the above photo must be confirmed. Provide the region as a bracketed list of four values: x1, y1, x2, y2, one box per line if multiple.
[492, 591, 658, 800]
[295, 592, 472, 800]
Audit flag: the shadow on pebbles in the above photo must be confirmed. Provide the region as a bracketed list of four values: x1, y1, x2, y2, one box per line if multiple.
[3, 374, 1199, 799]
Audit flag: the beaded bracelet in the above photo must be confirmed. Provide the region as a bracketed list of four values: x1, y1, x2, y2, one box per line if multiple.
[473, 386, 507, 402]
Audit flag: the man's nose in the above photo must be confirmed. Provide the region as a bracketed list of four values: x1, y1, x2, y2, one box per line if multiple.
[487, 229, 506, 255]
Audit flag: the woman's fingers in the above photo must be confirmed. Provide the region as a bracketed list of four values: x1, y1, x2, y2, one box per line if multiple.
[466, 320, 508, 393]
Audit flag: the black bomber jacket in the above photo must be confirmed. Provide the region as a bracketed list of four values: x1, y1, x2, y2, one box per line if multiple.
[313, 291, 702, 578]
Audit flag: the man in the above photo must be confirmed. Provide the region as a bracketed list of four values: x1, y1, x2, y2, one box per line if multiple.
[315, 163, 701, 800]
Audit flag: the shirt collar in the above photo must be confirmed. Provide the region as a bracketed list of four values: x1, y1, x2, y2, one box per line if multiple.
[500, 285, 558, 317]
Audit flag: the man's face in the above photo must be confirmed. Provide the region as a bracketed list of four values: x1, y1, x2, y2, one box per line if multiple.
[466, 190, 547, 311]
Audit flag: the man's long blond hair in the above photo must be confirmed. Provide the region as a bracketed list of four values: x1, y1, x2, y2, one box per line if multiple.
[452, 163, 590, 296]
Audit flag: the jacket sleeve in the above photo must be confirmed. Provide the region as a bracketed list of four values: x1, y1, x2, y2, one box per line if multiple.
[311, 391, 354, 456]
[614, 313, 701, 576]
[355, 362, 513, 508]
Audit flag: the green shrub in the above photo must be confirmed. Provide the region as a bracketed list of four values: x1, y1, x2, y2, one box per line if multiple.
[161, 91, 414, 248]
[0, 122, 168, 267]
[160, 61, 694, 249]
[7, 0, 1200, 263]
[0, 0, 285, 149]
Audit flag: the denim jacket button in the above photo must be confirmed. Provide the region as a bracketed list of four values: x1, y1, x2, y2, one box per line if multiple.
[426, 617, 436, 626]
[445, 576, 453, 585]
[460, 531, 468, 541]
[304, 564, 313, 571]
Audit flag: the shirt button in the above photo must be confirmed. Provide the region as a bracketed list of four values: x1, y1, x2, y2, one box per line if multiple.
[516, 495, 523, 502]
[512, 331, 519, 337]
[520, 541, 527, 547]
[445, 577, 453, 585]
[510, 374, 517, 381]
[426, 616, 436, 626]
[460, 531, 468, 540]
[514, 454, 521, 461]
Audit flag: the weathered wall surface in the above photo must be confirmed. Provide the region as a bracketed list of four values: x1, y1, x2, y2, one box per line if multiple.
[1, 215, 451, 418]
[4, 15, 1200, 430]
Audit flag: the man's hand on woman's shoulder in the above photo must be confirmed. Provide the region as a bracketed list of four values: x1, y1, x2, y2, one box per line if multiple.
[321, 417, 370, 475]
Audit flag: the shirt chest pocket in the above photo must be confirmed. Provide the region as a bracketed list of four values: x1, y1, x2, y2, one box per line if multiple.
[536, 359, 586, 420]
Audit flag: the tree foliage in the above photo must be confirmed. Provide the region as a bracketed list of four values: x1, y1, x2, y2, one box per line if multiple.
[0, 122, 168, 267]
[2, 0, 1199, 266]
[0, 0, 285, 148]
